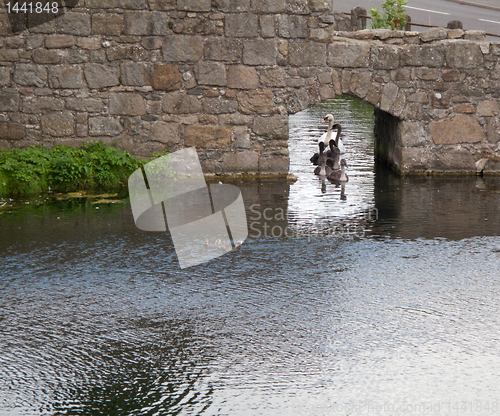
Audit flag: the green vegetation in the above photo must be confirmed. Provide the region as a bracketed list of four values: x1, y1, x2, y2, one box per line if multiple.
[370, 0, 408, 30]
[0, 142, 167, 197]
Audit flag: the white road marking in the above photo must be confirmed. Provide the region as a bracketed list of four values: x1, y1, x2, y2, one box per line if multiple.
[479, 18, 500, 25]
[405, 5, 450, 15]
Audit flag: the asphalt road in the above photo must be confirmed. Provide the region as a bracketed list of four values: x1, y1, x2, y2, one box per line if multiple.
[333, 0, 500, 38]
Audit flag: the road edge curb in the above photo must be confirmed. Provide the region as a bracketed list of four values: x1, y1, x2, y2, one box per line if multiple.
[442, 0, 500, 13]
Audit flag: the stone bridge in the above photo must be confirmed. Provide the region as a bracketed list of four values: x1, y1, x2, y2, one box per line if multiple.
[0, 0, 499, 175]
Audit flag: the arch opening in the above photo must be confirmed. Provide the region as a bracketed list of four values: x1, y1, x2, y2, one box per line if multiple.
[287, 94, 381, 227]
[374, 108, 404, 173]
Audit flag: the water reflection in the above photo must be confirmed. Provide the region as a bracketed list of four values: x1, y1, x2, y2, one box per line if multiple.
[3, 95, 500, 415]
[371, 165, 500, 239]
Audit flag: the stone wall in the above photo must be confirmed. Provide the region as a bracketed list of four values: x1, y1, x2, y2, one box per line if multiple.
[339, 28, 500, 174]
[0, 0, 500, 175]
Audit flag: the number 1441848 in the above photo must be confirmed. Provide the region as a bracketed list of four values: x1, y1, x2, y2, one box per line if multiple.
[6, 2, 59, 13]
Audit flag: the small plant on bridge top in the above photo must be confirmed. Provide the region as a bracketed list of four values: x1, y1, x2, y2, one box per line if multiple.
[370, 0, 408, 30]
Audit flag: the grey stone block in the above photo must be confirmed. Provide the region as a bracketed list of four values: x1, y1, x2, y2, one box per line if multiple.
[66, 98, 103, 112]
[163, 35, 204, 62]
[84, 64, 120, 89]
[48, 65, 84, 89]
[151, 121, 180, 145]
[202, 97, 238, 114]
[196, 62, 227, 86]
[33, 49, 61, 64]
[67, 50, 89, 64]
[121, 62, 153, 86]
[227, 65, 259, 89]
[77, 37, 102, 50]
[87, 0, 146, 8]
[260, 15, 275, 38]
[328, 43, 370, 68]
[183, 125, 231, 148]
[0, 49, 19, 61]
[419, 28, 447, 43]
[250, 0, 286, 12]
[429, 115, 486, 144]
[89, 117, 123, 136]
[91, 14, 123, 36]
[289, 42, 327, 66]
[233, 126, 251, 149]
[219, 0, 250, 12]
[445, 42, 484, 69]
[13, 64, 47, 87]
[26, 35, 44, 50]
[109, 93, 147, 116]
[56, 13, 91, 36]
[401, 44, 445, 67]
[371, 45, 401, 70]
[477, 100, 500, 117]
[225, 13, 259, 38]
[464, 30, 486, 41]
[243, 40, 277, 65]
[41, 113, 74, 137]
[28, 14, 55, 34]
[399, 121, 428, 147]
[223, 151, 259, 172]
[278, 15, 308, 38]
[0, 91, 19, 111]
[124, 11, 169, 35]
[162, 92, 202, 114]
[38, 97, 64, 111]
[142, 37, 163, 50]
[0, 67, 11, 86]
[148, 0, 177, 10]
[45, 35, 75, 48]
[259, 67, 286, 87]
[204, 38, 243, 62]
[0, 121, 25, 140]
[177, 0, 211, 11]
[308, 0, 333, 12]
[380, 82, 399, 112]
[106, 45, 135, 61]
[258, 154, 289, 173]
[253, 115, 288, 139]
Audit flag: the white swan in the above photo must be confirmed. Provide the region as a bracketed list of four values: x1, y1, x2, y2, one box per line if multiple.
[320, 115, 345, 153]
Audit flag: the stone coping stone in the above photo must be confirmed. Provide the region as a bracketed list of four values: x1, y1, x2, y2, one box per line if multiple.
[336, 28, 473, 43]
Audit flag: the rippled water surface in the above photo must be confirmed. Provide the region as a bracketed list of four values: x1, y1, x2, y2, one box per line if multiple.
[2, 96, 500, 415]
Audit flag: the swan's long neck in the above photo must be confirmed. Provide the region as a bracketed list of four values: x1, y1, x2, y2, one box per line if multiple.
[335, 126, 342, 147]
[324, 128, 332, 144]
[339, 165, 347, 181]
[319, 154, 326, 176]
[332, 154, 340, 170]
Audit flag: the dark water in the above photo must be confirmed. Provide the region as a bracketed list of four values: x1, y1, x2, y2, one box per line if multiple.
[2, 96, 500, 415]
